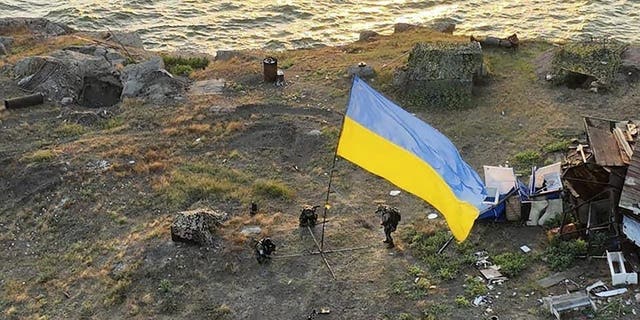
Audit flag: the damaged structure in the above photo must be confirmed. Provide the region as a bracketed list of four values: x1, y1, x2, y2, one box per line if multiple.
[540, 39, 639, 91]
[545, 116, 640, 275]
[394, 41, 484, 108]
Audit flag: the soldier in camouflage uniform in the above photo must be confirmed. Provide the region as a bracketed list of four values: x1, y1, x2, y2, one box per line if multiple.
[255, 237, 276, 264]
[376, 205, 401, 248]
[299, 205, 320, 227]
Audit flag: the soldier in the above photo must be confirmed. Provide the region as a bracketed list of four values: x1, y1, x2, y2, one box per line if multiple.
[255, 237, 276, 264]
[299, 205, 320, 227]
[376, 205, 401, 248]
[250, 202, 258, 216]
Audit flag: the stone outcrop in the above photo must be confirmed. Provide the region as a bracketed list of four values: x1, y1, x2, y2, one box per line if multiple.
[13, 49, 122, 107]
[105, 31, 145, 49]
[426, 18, 456, 34]
[120, 56, 187, 103]
[347, 62, 376, 79]
[358, 30, 379, 42]
[393, 23, 418, 34]
[170, 208, 227, 246]
[0, 17, 74, 37]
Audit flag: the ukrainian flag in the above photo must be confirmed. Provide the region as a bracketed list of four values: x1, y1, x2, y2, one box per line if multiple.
[337, 77, 486, 241]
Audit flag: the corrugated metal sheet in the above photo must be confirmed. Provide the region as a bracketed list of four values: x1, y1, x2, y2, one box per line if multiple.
[584, 117, 626, 167]
[619, 150, 640, 215]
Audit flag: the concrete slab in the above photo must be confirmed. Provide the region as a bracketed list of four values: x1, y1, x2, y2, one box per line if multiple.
[191, 79, 225, 95]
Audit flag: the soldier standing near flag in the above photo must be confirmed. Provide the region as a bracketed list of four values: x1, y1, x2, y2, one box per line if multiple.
[376, 205, 401, 248]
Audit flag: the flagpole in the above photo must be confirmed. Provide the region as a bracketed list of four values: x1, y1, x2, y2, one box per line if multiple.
[319, 75, 358, 252]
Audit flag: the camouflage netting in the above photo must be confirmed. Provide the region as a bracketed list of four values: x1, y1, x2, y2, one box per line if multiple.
[395, 41, 483, 109]
[551, 40, 628, 88]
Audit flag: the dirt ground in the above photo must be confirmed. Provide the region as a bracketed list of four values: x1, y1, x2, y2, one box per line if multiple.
[1, 27, 640, 320]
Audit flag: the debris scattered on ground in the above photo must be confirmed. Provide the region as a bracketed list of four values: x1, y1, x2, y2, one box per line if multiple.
[544, 290, 596, 320]
[520, 245, 531, 253]
[389, 190, 401, 196]
[607, 251, 638, 285]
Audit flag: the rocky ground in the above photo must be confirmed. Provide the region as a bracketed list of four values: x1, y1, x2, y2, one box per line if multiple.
[1, 18, 640, 320]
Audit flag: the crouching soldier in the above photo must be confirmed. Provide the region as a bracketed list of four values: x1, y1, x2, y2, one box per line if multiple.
[299, 205, 320, 227]
[376, 205, 401, 248]
[255, 237, 276, 264]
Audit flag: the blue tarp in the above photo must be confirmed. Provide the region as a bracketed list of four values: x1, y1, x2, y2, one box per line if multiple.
[477, 180, 530, 221]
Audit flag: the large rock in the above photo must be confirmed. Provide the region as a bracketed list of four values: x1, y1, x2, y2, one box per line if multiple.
[0, 43, 7, 56]
[65, 45, 127, 65]
[13, 50, 122, 107]
[358, 30, 379, 42]
[0, 18, 74, 37]
[394, 23, 419, 33]
[105, 31, 145, 49]
[426, 18, 456, 34]
[347, 62, 376, 78]
[170, 208, 227, 246]
[120, 56, 187, 102]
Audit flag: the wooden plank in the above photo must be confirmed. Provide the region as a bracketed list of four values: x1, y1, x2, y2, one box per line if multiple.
[585, 118, 625, 166]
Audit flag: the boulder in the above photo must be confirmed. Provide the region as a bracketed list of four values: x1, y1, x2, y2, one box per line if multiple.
[426, 18, 456, 34]
[0, 43, 6, 56]
[105, 31, 144, 49]
[347, 62, 376, 79]
[65, 45, 127, 65]
[120, 56, 187, 102]
[13, 49, 122, 107]
[0, 18, 74, 37]
[394, 23, 418, 33]
[13, 56, 48, 79]
[215, 50, 242, 61]
[358, 30, 379, 42]
[170, 208, 227, 246]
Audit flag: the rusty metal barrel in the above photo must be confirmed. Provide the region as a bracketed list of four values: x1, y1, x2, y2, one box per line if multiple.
[4, 93, 44, 109]
[263, 57, 277, 82]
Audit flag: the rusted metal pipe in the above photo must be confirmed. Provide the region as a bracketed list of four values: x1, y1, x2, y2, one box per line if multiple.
[4, 93, 44, 109]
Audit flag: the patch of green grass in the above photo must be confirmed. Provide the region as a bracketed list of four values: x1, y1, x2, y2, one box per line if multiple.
[404, 228, 475, 281]
[162, 163, 252, 207]
[492, 252, 530, 277]
[203, 303, 233, 320]
[455, 295, 471, 308]
[396, 313, 417, 320]
[252, 179, 294, 201]
[55, 123, 87, 137]
[392, 279, 429, 300]
[422, 303, 453, 320]
[22, 149, 56, 163]
[104, 279, 131, 306]
[543, 238, 587, 271]
[159, 279, 172, 293]
[543, 140, 570, 153]
[101, 117, 125, 130]
[463, 276, 488, 298]
[170, 64, 194, 76]
[512, 150, 542, 169]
